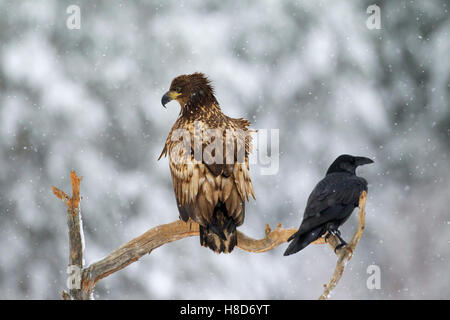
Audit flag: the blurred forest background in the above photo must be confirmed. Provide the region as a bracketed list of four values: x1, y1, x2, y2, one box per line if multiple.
[0, 0, 448, 299]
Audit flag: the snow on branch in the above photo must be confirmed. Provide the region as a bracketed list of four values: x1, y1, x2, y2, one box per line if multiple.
[52, 171, 366, 300]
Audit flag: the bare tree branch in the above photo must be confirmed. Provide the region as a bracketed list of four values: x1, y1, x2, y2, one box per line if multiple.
[319, 190, 367, 300]
[52, 171, 366, 300]
[51, 171, 88, 300]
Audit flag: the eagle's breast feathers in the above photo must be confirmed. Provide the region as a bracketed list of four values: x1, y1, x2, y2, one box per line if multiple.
[159, 104, 255, 229]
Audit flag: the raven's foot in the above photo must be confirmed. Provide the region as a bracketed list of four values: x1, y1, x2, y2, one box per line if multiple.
[335, 233, 347, 246]
[334, 242, 347, 253]
[326, 228, 348, 252]
[327, 228, 346, 242]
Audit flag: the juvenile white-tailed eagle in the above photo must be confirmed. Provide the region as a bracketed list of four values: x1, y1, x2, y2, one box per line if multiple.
[159, 73, 255, 253]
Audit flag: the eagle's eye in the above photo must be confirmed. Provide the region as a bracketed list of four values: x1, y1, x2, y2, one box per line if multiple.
[175, 86, 182, 93]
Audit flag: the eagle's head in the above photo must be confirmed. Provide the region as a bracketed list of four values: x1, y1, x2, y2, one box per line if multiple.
[161, 72, 218, 109]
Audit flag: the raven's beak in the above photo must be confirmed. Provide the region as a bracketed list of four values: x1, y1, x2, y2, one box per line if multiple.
[355, 156, 374, 166]
[161, 91, 181, 108]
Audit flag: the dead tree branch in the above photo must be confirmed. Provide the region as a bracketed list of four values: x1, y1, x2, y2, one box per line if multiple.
[51, 171, 87, 300]
[319, 190, 367, 300]
[52, 171, 366, 300]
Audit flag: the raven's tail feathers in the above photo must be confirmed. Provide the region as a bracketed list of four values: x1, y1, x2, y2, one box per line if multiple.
[283, 226, 325, 256]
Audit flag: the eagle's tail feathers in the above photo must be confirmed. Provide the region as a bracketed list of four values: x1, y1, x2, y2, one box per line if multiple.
[199, 202, 237, 254]
[208, 223, 227, 241]
[199, 224, 237, 254]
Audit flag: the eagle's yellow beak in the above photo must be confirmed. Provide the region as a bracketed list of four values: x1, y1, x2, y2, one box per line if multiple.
[161, 91, 181, 108]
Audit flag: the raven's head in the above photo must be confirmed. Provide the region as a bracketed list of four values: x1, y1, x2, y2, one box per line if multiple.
[161, 72, 218, 109]
[326, 154, 374, 175]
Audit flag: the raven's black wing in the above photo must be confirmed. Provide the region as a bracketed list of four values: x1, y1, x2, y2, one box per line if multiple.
[299, 173, 367, 231]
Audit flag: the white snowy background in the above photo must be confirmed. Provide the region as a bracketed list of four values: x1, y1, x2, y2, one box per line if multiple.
[0, 0, 448, 299]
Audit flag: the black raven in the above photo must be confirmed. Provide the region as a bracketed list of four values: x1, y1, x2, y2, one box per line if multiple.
[284, 154, 373, 256]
